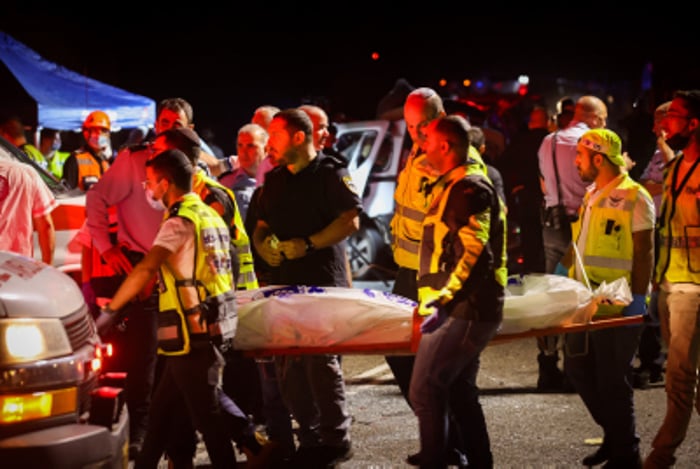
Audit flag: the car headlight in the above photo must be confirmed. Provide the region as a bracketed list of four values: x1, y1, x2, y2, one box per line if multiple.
[0, 318, 72, 365]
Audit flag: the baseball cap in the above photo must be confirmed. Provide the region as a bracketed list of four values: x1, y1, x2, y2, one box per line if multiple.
[578, 129, 624, 166]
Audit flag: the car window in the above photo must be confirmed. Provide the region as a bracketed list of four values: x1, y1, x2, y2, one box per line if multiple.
[0, 135, 72, 197]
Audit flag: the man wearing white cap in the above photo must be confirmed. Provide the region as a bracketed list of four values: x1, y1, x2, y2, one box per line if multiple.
[556, 128, 655, 468]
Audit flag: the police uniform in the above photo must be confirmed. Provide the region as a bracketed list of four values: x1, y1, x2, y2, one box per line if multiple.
[257, 153, 362, 451]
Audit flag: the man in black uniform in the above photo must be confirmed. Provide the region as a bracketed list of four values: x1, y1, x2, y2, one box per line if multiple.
[253, 108, 362, 467]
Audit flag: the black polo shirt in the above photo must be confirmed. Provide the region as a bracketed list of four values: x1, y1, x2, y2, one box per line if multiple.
[257, 155, 362, 286]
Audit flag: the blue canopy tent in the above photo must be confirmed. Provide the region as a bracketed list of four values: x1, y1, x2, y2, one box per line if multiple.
[0, 31, 155, 131]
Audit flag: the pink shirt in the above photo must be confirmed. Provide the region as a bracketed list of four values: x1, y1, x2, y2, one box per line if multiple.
[0, 159, 57, 257]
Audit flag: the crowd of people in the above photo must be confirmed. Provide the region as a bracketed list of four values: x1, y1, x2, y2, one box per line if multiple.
[1, 85, 699, 469]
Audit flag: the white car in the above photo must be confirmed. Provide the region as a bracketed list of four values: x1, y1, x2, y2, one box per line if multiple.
[0, 135, 85, 281]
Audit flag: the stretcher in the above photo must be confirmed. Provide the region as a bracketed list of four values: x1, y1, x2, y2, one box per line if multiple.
[235, 274, 643, 357]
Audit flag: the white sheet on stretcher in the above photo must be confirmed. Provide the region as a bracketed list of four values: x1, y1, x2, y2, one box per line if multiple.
[233, 275, 631, 350]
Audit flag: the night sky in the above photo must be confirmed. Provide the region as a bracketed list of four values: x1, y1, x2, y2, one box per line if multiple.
[1, 11, 697, 155]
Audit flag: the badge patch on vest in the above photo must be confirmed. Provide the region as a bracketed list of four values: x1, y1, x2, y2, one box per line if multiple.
[343, 175, 358, 195]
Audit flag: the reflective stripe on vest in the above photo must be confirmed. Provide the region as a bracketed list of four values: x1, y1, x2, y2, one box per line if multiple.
[572, 174, 643, 286]
[157, 194, 236, 356]
[193, 171, 259, 290]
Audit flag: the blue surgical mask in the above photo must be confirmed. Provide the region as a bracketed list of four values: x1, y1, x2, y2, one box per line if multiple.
[50, 141, 61, 152]
[88, 134, 111, 150]
[144, 186, 165, 211]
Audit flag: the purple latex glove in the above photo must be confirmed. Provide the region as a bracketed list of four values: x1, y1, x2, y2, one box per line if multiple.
[419, 302, 448, 334]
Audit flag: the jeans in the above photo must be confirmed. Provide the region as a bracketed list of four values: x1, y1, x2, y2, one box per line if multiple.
[564, 325, 643, 461]
[409, 317, 500, 468]
[275, 354, 351, 448]
[645, 289, 700, 468]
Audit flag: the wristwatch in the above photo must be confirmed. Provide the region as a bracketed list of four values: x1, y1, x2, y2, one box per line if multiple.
[101, 304, 117, 315]
[304, 236, 315, 253]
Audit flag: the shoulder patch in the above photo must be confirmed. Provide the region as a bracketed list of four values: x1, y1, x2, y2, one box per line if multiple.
[343, 175, 358, 195]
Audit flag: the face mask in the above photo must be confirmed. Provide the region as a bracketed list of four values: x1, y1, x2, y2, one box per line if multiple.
[88, 134, 110, 150]
[666, 133, 691, 152]
[144, 186, 165, 211]
[51, 141, 61, 152]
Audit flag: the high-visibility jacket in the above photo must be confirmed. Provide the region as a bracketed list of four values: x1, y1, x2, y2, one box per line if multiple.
[74, 150, 110, 191]
[656, 153, 700, 285]
[20, 143, 48, 169]
[571, 173, 648, 287]
[391, 144, 487, 270]
[157, 193, 237, 356]
[417, 161, 507, 321]
[192, 169, 259, 290]
[46, 151, 71, 180]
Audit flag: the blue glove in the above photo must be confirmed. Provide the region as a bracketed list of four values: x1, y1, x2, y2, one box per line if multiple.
[623, 293, 647, 317]
[553, 262, 569, 277]
[420, 302, 448, 334]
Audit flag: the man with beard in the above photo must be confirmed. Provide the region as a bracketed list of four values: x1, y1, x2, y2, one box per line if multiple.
[644, 90, 700, 469]
[557, 128, 654, 468]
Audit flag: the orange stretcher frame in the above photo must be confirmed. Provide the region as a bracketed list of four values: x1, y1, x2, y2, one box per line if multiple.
[243, 314, 644, 357]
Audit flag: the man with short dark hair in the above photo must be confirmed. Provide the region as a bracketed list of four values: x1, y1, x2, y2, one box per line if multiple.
[96, 149, 239, 469]
[559, 128, 654, 468]
[410, 115, 506, 468]
[253, 108, 361, 466]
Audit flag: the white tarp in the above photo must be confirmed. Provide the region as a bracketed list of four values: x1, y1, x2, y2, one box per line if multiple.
[233, 275, 631, 351]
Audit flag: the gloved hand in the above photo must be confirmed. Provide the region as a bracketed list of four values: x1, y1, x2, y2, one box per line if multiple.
[95, 304, 119, 337]
[554, 262, 569, 277]
[420, 303, 448, 334]
[623, 293, 647, 317]
[417, 286, 452, 316]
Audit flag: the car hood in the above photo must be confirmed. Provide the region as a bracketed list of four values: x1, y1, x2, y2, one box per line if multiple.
[0, 251, 84, 319]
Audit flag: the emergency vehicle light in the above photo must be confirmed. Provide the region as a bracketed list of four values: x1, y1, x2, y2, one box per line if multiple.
[0, 387, 77, 424]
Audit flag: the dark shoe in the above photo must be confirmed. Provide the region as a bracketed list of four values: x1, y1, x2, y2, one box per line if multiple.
[289, 443, 353, 468]
[406, 449, 468, 468]
[632, 368, 651, 389]
[602, 452, 642, 469]
[582, 443, 610, 466]
[316, 442, 354, 466]
[648, 367, 664, 384]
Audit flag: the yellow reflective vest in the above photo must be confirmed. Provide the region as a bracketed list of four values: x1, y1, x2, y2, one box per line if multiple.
[192, 169, 259, 290]
[391, 144, 487, 270]
[571, 174, 649, 287]
[656, 153, 700, 285]
[417, 160, 507, 321]
[46, 150, 71, 179]
[157, 193, 237, 356]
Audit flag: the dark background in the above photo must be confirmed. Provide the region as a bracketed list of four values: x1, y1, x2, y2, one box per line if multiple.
[1, 10, 698, 156]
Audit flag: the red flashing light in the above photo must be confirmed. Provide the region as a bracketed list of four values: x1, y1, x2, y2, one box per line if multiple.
[371, 52, 380, 61]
